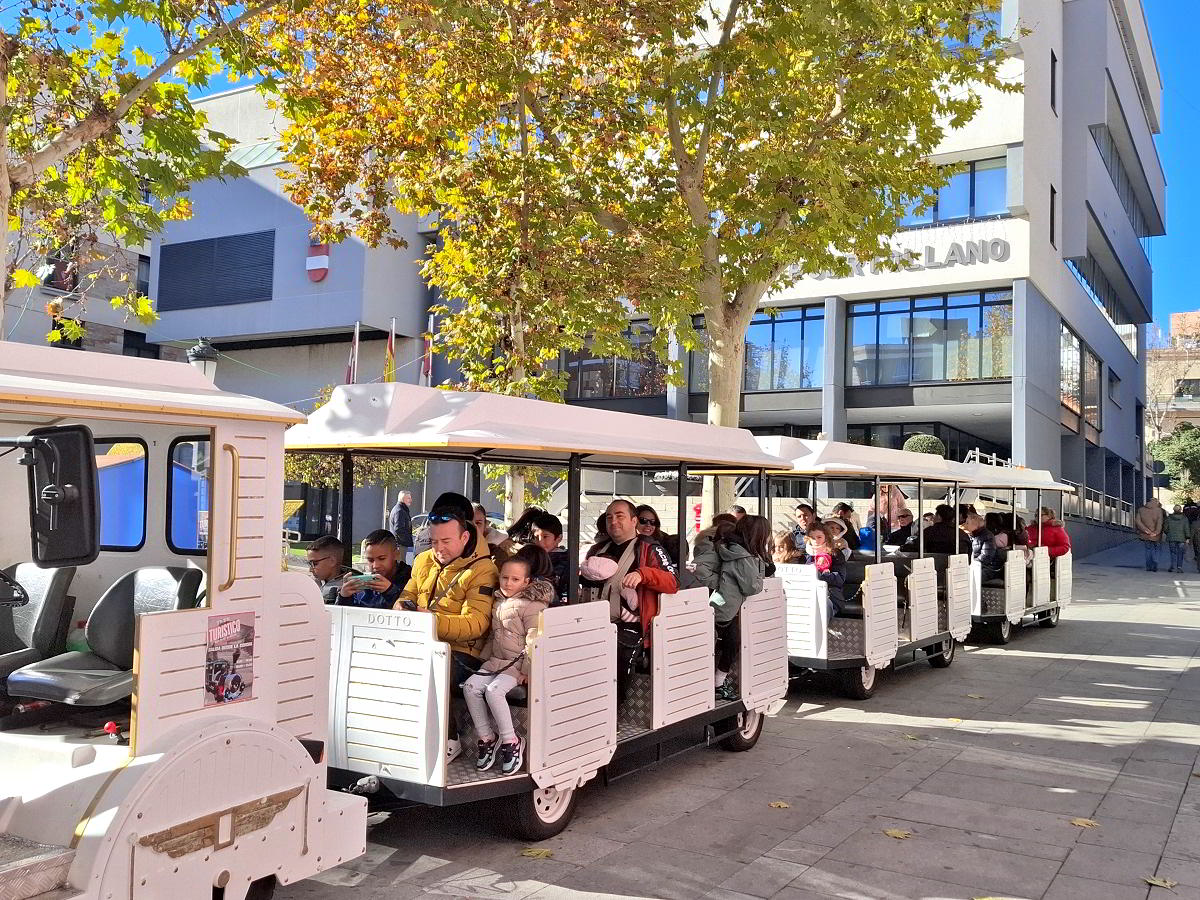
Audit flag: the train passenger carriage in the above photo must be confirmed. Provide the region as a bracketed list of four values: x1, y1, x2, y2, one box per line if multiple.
[284, 383, 792, 838]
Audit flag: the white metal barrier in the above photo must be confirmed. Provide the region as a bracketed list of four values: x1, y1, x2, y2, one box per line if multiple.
[737, 577, 789, 713]
[651, 588, 716, 729]
[1053, 552, 1073, 606]
[906, 558, 939, 643]
[945, 554, 972, 640]
[863, 563, 899, 668]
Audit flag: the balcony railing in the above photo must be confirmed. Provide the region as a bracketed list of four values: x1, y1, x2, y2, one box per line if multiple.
[1061, 479, 1132, 529]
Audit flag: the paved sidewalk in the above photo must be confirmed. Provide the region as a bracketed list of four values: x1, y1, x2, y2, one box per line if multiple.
[281, 541, 1200, 900]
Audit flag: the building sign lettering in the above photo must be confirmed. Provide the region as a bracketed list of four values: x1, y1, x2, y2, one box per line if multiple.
[799, 237, 1011, 281]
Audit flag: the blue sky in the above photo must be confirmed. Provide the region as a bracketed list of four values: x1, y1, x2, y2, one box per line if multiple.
[1144, 0, 1193, 332]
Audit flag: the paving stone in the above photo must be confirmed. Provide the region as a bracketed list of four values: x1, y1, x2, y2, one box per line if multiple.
[550, 842, 744, 900]
[823, 821, 1060, 897]
[1166, 815, 1200, 863]
[908, 769, 1104, 816]
[1095, 791, 1184, 825]
[714, 856, 811, 898]
[642, 812, 793, 864]
[783, 858, 1002, 900]
[1075, 814, 1172, 854]
[1058, 843, 1164, 887]
[1042, 873, 1154, 900]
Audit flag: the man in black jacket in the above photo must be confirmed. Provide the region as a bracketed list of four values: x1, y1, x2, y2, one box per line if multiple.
[961, 512, 1004, 581]
[388, 491, 414, 556]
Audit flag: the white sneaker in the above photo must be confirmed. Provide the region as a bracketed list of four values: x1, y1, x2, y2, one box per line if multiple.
[446, 738, 462, 764]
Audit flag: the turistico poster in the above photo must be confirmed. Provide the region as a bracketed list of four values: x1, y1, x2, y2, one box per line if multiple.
[204, 611, 254, 706]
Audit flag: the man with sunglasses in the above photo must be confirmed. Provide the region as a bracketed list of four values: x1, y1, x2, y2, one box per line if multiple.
[395, 493, 499, 763]
[306, 535, 358, 603]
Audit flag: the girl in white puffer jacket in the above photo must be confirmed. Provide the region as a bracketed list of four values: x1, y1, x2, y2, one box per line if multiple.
[463, 545, 553, 775]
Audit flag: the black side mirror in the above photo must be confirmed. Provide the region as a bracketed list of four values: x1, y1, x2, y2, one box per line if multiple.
[25, 424, 100, 567]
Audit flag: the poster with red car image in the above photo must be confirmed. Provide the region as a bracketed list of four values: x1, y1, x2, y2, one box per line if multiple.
[204, 611, 254, 706]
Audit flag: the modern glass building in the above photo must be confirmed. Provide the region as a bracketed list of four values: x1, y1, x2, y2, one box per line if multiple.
[564, 0, 1165, 555]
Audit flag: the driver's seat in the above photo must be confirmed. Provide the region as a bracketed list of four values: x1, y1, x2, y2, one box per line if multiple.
[7, 567, 202, 706]
[0, 563, 75, 682]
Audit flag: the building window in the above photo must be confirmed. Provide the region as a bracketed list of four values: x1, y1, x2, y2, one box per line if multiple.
[1050, 50, 1058, 113]
[1050, 185, 1057, 248]
[123, 330, 159, 359]
[42, 245, 77, 293]
[1060, 323, 1082, 416]
[1066, 252, 1138, 357]
[1109, 369, 1121, 405]
[1083, 350, 1101, 429]
[157, 230, 275, 311]
[690, 306, 825, 393]
[847, 422, 1006, 462]
[1090, 124, 1155, 254]
[1174, 378, 1200, 399]
[168, 437, 211, 554]
[136, 254, 150, 296]
[846, 290, 1012, 386]
[564, 323, 666, 399]
[95, 439, 148, 551]
[899, 158, 1008, 227]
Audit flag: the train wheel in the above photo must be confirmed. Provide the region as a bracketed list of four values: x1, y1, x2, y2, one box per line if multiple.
[1038, 606, 1061, 628]
[926, 638, 956, 669]
[510, 784, 578, 841]
[840, 665, 877, 700]
[721, 709, 764, 752]
[213, 876, 276, 900]
[987, 618, 1012, 644]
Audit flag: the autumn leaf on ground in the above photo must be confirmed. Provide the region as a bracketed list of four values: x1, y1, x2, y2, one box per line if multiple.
[947, 717, 963, 724]
[768, 801, 791, 809]
[1144, 876, 1178, 889]
[902, 733, 922, 741]
[1069, 818, 1100, 828]
[1191, 772, 1200, 778]
[883, 828, 912, 840]
[520, 848, 553, 859]
[967, 694, 985, 700]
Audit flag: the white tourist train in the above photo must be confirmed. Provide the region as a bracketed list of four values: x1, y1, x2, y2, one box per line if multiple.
[284, 382, 791, 839]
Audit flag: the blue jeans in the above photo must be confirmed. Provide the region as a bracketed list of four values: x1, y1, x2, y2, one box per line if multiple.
[1143, 540, 1160, 571]
[1169, 541, 1187, 571]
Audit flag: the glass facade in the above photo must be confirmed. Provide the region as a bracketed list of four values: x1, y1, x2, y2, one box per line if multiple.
[1090, 124, 1155, 252]
[564, 323, 667, 399]
[1066, 253, 1139, 358]
[846, 290, 1012, 386]
[847, 422, 1007, 462]
[690, 305, 825, 393]
[1060, 323, 1103, 431]
[899, 158, 1008, 227]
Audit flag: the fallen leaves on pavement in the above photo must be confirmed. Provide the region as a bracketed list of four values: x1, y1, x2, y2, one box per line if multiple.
[1069, 818, 1100, 828]
[883, 828, 912, 840]
[520, 848, 553, 859]
[768, 801, 791, 809]
[1143, 876, 1178, 889]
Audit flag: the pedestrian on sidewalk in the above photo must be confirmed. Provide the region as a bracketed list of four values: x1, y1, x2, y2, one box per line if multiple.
[1190, 513, 1200, 574]
[1135, 497, 1165, 572]
[1165, 504, 1190, 573]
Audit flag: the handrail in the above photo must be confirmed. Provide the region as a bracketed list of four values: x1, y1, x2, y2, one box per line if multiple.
[219, 442, 241, 591]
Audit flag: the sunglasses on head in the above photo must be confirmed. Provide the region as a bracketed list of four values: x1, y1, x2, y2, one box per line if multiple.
[428, 511, 466, 525]
[637, 516, 659, 527]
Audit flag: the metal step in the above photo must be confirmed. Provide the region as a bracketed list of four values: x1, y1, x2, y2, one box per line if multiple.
[0, 835, 73, 900]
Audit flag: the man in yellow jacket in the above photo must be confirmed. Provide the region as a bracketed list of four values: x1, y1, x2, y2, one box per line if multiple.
[395, 497, 499, 763]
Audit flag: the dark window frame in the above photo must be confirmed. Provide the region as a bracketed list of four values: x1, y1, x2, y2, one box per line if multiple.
[157, 229, 275, 311]
[899, 157, 1009, 228]
[166, 434, 213, 556]
[692, 305, 826, 394]
[94, 437, 149, 552]
[845, 290, 1014, 387]
[1050, 185, 1058, 248]
[1050, 49, 1058, 113]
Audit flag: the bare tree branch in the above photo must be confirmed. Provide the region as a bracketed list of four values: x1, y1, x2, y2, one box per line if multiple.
[695, 0, 741, 175]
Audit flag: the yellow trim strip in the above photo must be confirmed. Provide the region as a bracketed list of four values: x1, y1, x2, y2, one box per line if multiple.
[71, 754, 134, 849]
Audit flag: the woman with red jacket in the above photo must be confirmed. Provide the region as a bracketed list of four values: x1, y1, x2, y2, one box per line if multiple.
[1027, 506, 1072, 558]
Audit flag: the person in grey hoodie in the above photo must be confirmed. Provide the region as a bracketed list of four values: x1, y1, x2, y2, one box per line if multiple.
[693, 515, 770, 701]
[1135, 498, 1166, 572]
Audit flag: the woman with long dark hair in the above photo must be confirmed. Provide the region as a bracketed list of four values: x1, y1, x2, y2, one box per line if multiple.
[693, 514, 769, 701]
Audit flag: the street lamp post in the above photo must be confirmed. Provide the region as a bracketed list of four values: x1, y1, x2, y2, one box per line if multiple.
[186, 337, 219, 382]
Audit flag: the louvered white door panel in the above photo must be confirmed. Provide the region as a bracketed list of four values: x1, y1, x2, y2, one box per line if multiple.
[651, 588, 715, 729]
[738, 578, 788, 712]
[863, 563, 899, 668]
[778, 563, 827, 659]
[1054, 552, 1073, 606]
[528, 602, 616, 791]
[1004, 553, 1027, 623]
[907, 558, 939, 642]
[1030, 547, 1051, 608]
[210, 425, 282, 609]
[945, 554, 971, 640]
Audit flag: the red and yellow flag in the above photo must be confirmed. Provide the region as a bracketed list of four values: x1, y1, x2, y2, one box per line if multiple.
[383, 317, 396, 382]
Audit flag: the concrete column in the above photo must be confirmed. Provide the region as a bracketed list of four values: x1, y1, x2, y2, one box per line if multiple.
[821, 295, 847, 441]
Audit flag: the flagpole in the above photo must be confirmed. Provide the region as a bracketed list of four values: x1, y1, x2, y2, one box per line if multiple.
[351, 320, 360, 384]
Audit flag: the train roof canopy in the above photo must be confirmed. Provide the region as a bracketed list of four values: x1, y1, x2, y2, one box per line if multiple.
[0, 340, 304, 425]
[953, 459, 1075, 492]
[757, 436, 963, 481]
[285, 383, 786, 469]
